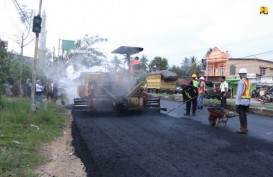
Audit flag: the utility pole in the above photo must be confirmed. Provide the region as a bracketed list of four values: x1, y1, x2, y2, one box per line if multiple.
[19, 33, 24, 97]
[206, 57, 208, 81]
[31, 0, 42, 112]
[57, 39, 61, 84]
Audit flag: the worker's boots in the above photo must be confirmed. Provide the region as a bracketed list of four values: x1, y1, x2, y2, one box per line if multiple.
[237, 125, 248, 134]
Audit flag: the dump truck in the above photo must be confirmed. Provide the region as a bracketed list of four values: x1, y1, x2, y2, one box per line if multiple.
[145, 70, 178, 94]
[73, 46, 167, 113]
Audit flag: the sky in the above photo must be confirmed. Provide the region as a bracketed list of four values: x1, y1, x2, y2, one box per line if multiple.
[1, 0, 273, 67]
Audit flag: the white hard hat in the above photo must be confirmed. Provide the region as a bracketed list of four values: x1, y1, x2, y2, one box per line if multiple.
[200, 77, 204, 80]
[238, 68, 248, 74]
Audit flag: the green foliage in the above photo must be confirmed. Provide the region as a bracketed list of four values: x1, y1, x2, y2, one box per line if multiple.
[170, 65, 183, 78]
[0, 49, 11, 84]
[0, 97, 67, 176]
[109, 55, 122, 72]
[148, 56, 169, 72]
[140, 55, 149, 72]
[0, 48, 11, 100]
[71, 34, 108, 71]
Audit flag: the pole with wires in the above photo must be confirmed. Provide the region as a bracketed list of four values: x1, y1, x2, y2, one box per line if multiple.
[31, 0, 42, 112]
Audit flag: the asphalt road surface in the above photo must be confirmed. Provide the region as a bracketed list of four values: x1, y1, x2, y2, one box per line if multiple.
[72, 100, 273, 177]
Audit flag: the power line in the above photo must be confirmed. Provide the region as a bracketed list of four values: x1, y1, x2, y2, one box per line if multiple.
[12, 0, 31, 28]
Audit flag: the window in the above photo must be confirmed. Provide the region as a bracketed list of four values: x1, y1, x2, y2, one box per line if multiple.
[207, 68, 211, 76]
[260, 68, 266, 76]
[220, 66, 224, 76]
[230, 65, 236, 75]
[214, 67, 218, 75]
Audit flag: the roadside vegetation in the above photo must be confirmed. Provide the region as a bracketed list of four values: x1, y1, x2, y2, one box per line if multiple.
[0, 97, 67, 177]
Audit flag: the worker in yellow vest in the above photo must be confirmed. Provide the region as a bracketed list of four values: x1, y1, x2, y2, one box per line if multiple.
[197, 77, 206, 109]
[189, 74, 199, 88]
[236, 68, 252, 134]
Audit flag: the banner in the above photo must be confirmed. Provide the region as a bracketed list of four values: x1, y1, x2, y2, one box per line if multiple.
[61, 40, 75, 50]
[201, 59, 206, 71]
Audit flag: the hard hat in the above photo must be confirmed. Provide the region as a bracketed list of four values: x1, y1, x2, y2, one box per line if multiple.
[238, 68, 248, 74]
[192, 74, 197, 78]
[200, 77, 204, 80]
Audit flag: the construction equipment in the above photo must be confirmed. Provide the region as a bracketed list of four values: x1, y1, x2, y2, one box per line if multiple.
[145, 70, 177, 94]
[73, 46, 167, 113]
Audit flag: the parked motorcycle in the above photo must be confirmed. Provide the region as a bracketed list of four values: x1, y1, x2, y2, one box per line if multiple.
[259, 87, 273, 104]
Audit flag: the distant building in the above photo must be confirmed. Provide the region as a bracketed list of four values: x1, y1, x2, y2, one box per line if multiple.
[204, 47, 273, 82]
[260, 74, 273, 86]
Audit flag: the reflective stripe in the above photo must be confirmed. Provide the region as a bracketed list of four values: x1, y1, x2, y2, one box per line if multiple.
[185, 91, 192, 99]
[241, 79, 251, 99]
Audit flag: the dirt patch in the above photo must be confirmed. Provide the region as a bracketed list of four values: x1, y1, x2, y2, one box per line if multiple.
[35, 110, 87, 177]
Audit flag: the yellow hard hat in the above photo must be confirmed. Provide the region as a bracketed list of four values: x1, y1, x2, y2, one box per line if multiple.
[192, 74, 197, 78]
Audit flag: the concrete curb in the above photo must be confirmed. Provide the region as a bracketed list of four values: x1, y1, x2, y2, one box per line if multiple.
[159, 95, 273, 117]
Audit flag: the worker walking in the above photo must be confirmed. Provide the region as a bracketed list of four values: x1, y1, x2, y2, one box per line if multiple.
[220, 76, 228, 108]
[181, 84, 198, 116]
[197, 77, 206, 109]
[236, 68, 252, 134]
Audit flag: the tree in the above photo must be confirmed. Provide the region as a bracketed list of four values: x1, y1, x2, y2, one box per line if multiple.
[15, 2, 35, 96]
[148, 56, 168, 72]
[206, 48, 213, 56]
[180, 57, 190, 78]
[67, 34, 108, 72]
[189, 56, 197, 75]
[139, 55, 149, 72]
[170, 65, 183, 78]
[0, 47, 11, 101]
[109, 55, 122, 72]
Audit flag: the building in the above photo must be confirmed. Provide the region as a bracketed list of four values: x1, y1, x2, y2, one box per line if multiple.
[260, 74, 273, 86]
[205, 47, 230, 79]
[203, 47, 273, 95]
[204, 47, 273, 81]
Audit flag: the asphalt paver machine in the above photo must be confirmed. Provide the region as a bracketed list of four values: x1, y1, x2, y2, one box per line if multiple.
[73, 46, 167, 113]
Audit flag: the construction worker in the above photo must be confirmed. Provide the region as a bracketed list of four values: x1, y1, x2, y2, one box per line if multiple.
[220, 76, 228, 108]
[130, 56, 141, 74]
[35, 80, 44, 101]
[189, 74, 199, 88]
[181, 83, 198, 116]
[236, 68, 252, 134]
[197, 76, 206, 109]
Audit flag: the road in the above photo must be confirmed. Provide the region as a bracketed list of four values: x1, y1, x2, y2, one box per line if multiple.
[71, 100, 273, 177]
[161, 99, 273, 142]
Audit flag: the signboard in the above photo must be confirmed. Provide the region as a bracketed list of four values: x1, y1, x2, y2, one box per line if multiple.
[61, 40, 75, 50]
[201, 59, 206, 71]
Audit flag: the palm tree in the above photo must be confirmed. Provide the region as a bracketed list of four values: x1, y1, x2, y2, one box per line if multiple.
[140, 55, 149, 72]
[110, 56, 122, 72]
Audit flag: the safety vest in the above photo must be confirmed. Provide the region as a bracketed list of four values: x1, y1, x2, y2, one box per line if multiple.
[192, 80, 199, 88]
[130, 59, 141, 74]
[184, 90, 192, 99]
[241, 79, 251, 99]
[198, 81, 206, 94]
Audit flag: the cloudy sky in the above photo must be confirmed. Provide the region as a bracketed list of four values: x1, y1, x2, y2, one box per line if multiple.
[0, 0, 272, 66]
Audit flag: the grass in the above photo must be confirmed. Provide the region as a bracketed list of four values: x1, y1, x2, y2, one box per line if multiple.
[0, 97, 67, 177]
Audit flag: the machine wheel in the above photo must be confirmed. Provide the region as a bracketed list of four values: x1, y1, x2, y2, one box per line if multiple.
[208, 117, 216, 126]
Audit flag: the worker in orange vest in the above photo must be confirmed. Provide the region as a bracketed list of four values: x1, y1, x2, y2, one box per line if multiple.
[130, 56, 141, 74]
[236, 68, 252, 134]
